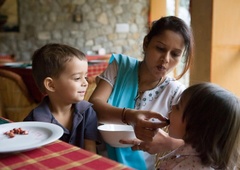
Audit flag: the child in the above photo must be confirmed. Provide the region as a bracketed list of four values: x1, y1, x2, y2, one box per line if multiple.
[24, 43, 100, 153]
[158, 82, 240, 169]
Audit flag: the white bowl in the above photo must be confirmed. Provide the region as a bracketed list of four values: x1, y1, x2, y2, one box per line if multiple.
[98, 124, 136, 148]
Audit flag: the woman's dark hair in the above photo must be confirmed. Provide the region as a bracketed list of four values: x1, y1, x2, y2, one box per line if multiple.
[31, 43, 86, 93]
[180, 83, 240, 169]
[145, 16, 194, 79]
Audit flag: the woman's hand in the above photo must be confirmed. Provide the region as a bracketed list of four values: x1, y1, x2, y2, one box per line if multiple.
[120, 128, 184, 154]
[126, 109, 169, 142]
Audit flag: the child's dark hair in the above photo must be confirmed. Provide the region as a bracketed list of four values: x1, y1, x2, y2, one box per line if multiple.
[145, 16, 194, 79]
[31, 43, 86, 93]
[181, 83, 240, 169]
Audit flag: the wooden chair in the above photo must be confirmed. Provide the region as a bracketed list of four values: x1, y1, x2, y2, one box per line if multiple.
[0, 69, 37, 122]
[84, 76, 97, 101]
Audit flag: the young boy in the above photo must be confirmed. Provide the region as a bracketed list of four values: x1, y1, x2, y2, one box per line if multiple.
[24, 43, 100, 153]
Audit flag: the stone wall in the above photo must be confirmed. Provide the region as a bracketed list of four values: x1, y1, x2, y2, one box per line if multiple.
[0, 0, 190, 86]
[0, 0, 149, 61]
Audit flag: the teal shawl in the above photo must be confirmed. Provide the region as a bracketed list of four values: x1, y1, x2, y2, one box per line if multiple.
[107, 54, 147, 170]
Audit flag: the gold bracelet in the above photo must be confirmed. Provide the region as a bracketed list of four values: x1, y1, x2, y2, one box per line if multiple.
[121, 108, 129, 125]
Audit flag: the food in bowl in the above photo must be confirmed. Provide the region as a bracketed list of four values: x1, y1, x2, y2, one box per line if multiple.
[98, 124, 136, 148]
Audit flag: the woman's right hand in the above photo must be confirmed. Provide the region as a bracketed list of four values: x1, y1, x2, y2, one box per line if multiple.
[126, 109, 169, 142]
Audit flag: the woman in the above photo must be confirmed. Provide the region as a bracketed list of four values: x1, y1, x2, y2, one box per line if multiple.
[89, 16, 194, 169]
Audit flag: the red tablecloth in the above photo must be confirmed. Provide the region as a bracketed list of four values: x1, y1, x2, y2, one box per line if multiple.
[88, 62, 108, 77]
[0, 62, 108, 103]
[0, 115, 132, 170]
[0, 139, 132, 170]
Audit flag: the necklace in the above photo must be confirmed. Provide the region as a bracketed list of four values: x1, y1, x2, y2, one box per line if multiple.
[136, 62, 163, 99]
[138, 77, 162, 94]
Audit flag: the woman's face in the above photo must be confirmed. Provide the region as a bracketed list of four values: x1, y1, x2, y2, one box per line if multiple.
[143, 30, 185, 80]
[168, 97, 186, 139]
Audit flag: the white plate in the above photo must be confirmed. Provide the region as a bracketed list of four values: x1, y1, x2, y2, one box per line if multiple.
[2, 62, 24, 66]
[0, 122, 63, 153]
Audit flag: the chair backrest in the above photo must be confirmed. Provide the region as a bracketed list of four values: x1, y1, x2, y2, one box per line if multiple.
[84, 81, 96, 101]
[0, 69, 37, 121]
[84, 76, 97, 101]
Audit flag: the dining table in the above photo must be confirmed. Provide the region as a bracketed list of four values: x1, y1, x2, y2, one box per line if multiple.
[0, 116, 132, 170]
[0, 55, 110, 103]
